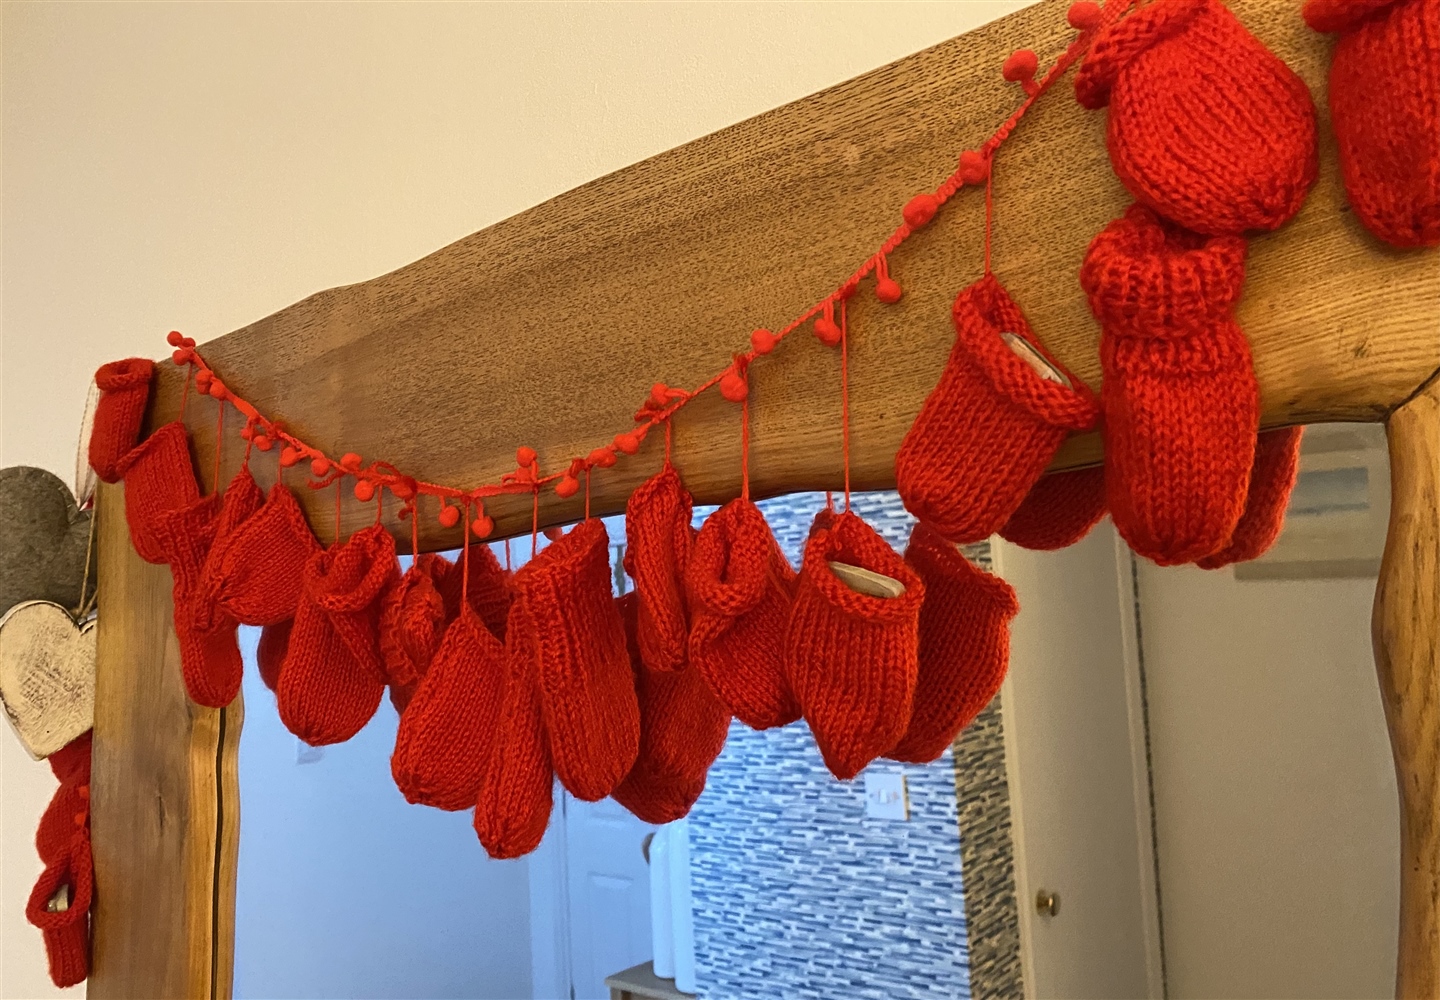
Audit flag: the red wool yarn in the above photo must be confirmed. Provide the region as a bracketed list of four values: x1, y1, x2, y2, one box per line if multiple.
[277, 525, 399, 745]
[686, 498, 801, 731]
[785, 510, 924, 781]
[200, 482, 323, 628]
[1197, 426, 1304, 569]
[895, 274, 1099, 544]
[1074, 0, 1318, 235]
[257, 618, 292, 692]
[474, 625, 554, 860]
[114, 422, 202, 564]
[1081, 204, 1258, 565]
[435, 544, 511, 641]
[510, 518, 639, 802]
[999, 465, 1107, 551]
[612, 593, 730, 824]
[887, 524, 1019, 763]
[89, 359, 155, 484]
[624, 465, 695, 673]
[1305, 0, 1440, 247]
[26, 732, 93, 989]
[379, 554, 449, 712]
[391, 606, 507, 810]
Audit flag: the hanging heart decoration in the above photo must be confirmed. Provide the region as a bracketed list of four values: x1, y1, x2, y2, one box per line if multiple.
[0, 467, 94, 618]
[0, 601, 96, 760]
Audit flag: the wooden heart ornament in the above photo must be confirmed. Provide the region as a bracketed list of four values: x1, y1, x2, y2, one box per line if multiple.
[0, 467, 93, 617]
[0, 601, 96, 760]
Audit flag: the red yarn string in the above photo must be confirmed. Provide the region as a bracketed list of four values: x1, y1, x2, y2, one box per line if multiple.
[462, 499, 472, 609]
[505, 537, 512, 572]
[212, 401, 225, 495]
[840, 297, 851, 511]
[664, 420, 673, 466]
[740, 389, 751, 503]
[530, 488, 539, 559]
[983, 165, 995, 276]
[242, 422, 255, 470]
[411, 500, 420, 561]
[584, 467, 592, 521]
[334, 480, 342, 542]
[375, 487, 384, 526]
[179, 363, 192, 422]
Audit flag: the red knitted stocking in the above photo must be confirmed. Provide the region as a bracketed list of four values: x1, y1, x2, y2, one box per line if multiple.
[686, 498, 800, 730]
[784, 510, 924, 780]
[887, 523, 1019, 764]
[473, 630, 554, 860]
[380, 554, 448, 712]
[278, 525, 399, 745]
[26, 732, 93, 989]
[391, 605, 507, 810]
[257, 619, 291, 692]
[1198, 426, 1303, 569]
[89, 359, 155, 484]
[612, 593, 730, 823]
[511, 518, 638, 801]
[1081, 205, 1258, 565]
[624, 465, 695, 673]
[198, 482, 321, 629]
[895, 274, 1099, 544]
[1305, 0, 1439, 247]
[115, 422, 201, 564]
[1075, 0, 1318, 235]
[1000, 466, 1107, 551]
[436, 544, 511, 640]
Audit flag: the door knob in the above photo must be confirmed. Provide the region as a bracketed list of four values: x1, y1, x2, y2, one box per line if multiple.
[1035, 889, 1059, 917]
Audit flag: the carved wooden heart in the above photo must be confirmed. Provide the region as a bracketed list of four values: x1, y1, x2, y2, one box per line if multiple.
[0, 600, 95, 760]
[0, 467, 93, 617]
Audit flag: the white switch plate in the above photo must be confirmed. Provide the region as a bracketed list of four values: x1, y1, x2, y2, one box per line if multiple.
[864, 771, 909, 820]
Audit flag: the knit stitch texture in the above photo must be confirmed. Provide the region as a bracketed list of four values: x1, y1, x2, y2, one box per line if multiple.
[115, 422, 201, 565]
[379, 554, 449, 712]
[196, 481, 321, 631]
[26, 732, 93, 989]
[1197, 426, 1303, 568]
[89, 359, 155, 484]
[624, 464, 695, 673]
[1000, 466, 1107, 551]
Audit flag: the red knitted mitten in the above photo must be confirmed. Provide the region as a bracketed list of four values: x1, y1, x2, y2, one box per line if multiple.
[89, 359, 155, 484]
[391, 605, 506, 810]
[436, 544, 510, 641]
[26, 732, 93, 989]
[1305, 0, 1440, 247]
[784, 510, 924, 780]
[1000, 466, 1107, 551]
[887, 523, 1019, 764]
[1198, 426, 1303, 569]
[895, 274, 1099, 544]
[511, 519, 639, 802]
[196, 482, 321, 630]
[380, 554, 448, 712]
[278, 525, 399, 745]
[1081, 205, 1258, 565]
[1074, 0, 1318, 235]
[257, 619, 292, 692]
[686, 498, 801, 730]
[473, 630, 554, 860]
[624, 465, 695, 673]
[612, 593, 730, 824]
[115, 421, 201, 564]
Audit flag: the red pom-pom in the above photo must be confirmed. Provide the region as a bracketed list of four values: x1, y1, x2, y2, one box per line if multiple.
[589, 446, 617, 468]
[438, 503, 460, 528]
[166, 331, 185, 347]
[903, 194, 939, 229]
[876, 277, 903, 304]
[472, 515, 494, 539]
[750, 328, 778, 355]
[650, 383, 671, 408]
[310, 457, 330, 477]
[959, 150, 988, 185]
[339, 452, 362, 472]
[280, 447, 301, 468]
[239, 425, 254, 441]
[719, 369, 748, 403]
[354, 480, 375, 502]
[254, 434, 272, 451]
[207, 380, 226, 399]
[194, 369, 212, 391]
[1067, 0, 1102, 30]
[171, 349, 189, 365]
[1002, 49, 1038, 82]
[517, 446, 537, 466]
[556, 474, 581, 498]
[814, 317, 843, 347]
[615, 432, 641, 455]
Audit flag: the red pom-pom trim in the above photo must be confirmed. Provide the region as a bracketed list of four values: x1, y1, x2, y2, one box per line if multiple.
[556, 474, 581, 498]
[876, 277, 903, 304]
[438, 503, 460, 528]
[1067, 0, 1102, 30]
[1002, 49, 1038, 81]
[719, 368, 748, 403]
[903, 194, 939, 229]
[750, 328, 778, 355]
[959, 150, 988, 185]
[354, 480, 375, 502]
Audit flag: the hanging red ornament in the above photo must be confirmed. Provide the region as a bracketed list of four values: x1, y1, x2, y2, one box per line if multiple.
[750, 328, 778, 355]
[472, 513, 495, 539]
[438, 502, 460, 528]
[875, 276, 903, 304]
[207, 380, 227, 400]
[280, 446, 301, 468]
[614, 431, 642, 455]
[1003, 49, 1038, 82]
[719, 366, 748, 403]
[1068, 0, 1102, 31]
[253, 434, 272, 451]
[556, 473, 581, 498]
[166, 331, 185, 347]
[959, 149, 988, 185]
[339, 452, 362, 473]
[517, 446, 537, 467]
[589, 446, 617, 468]
[310, 457, 330, 477]
[354, 480, 375, 503]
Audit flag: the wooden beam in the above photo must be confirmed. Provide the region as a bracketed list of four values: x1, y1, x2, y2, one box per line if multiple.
[1374, 374, 1440, 1000]
[89, 482, 239, 1000]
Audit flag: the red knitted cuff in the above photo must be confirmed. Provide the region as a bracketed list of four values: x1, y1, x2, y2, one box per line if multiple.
[612, 593, 730, 824]
[89, 358, 155, 484]
[436, 544, 511, 641]
[197, 482, 320, 631]
[1082, 206, 1259, 565]
[26, 840, 93, 989]
[278, 525, 398, 745]
[896, 274, 1098, 544]
[380, 554, 448, 712]
[1198, 427, 1303, 569]
[257, 619, 292, 692]
[686, 498, 801, 730]
[392, 607, 506, 810]
[1308, 0, 1439, 247]
[785, 511, 924, 780]
[1074, 0, 1317, 235]
[1000, 466, 1107, 551]
[474, 635, 554, 860]
[115, 421, 201, 564]
[624, 465, 695, 673]
[512, 519, 639, 802]
[887, 523, 1019, 764]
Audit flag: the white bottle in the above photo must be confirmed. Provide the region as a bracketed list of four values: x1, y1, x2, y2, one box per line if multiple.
[650, 825, 675, 980]
[669, 818, 697, 994]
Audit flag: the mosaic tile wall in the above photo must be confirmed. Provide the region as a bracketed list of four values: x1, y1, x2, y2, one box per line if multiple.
[685, 491, 1023, 1000]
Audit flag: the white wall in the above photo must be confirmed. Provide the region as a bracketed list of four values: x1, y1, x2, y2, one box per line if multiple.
[0, 3, 1029, 996]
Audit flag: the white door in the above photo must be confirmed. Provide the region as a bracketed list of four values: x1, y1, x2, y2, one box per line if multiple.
[563, 794, 656, 999]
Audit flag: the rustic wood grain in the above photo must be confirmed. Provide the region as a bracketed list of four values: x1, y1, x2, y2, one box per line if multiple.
[1374, 375, 1440, 1000]
[142, 0, 1438, 550]
[89, 482, 236, 1000]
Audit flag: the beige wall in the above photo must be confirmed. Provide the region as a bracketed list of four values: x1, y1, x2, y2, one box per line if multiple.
[0, 3, 1027, 996]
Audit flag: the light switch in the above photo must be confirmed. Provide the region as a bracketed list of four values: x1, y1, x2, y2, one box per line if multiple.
[864, 771, 909, 820]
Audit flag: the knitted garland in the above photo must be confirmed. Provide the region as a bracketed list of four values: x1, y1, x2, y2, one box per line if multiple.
[25, 732, 93, 990]
[196, 480, 322, 631]
[999, 465, 1107, 551]
[624, 464, 695, 674]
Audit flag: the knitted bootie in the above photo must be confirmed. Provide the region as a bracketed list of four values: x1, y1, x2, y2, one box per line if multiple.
[686, 498, 801, 730]
[624, 465, 695, 673]
[895, 274, 1099, 544]
[1081, 205, 1258, 565]
[1305, 0, 1440, 247]
[473, 632, 553, 860]
[1074, 0, 1318, 235]
[115, 422, 201, 564]
[89, 359, 155, 484]
[277, 525, 399, 745]
[887, 523, 1019, 764]
[26, 732, 93, 989]
[1000, 466, 1107, 551]
[196, 482, 321, 630]
[257, 619, 291, 692]
[511, 519, 639, 802]
[1198, 426, 1303, 569]
[380, 554, 448, 712]
[785, 510, 924, 780]
[612, 593, 730, 823]
[391, 606, 507, 809]
[436, 544, 510, 641]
